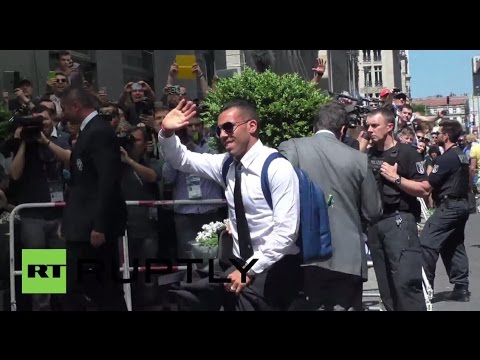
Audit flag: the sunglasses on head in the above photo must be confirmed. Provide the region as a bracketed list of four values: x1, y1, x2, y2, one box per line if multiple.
[215, 119, 251, 138]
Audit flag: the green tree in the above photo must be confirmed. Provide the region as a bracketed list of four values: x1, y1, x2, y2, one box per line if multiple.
[0, 104, 12, 140]
[201, 67, 331, 149]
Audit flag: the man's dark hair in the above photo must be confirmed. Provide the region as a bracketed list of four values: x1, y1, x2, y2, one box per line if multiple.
[38, 98, 57, 116]
[400, 127, 415, 136]
[439, 119, 463, 143]
[221, 99, 259, 124]
[154, 104, 170, 114]
[400, 104, 413, 112]
[368, 106, 396, 125]
[129, 126, 148, 142]
[58, 51, 71, 59]
[313, 101, 349, 136]
[62, 87, 99, 109]
[394, 93, 407, 101]
[428, 145, 441, 156]
[31, 104, 50, 115]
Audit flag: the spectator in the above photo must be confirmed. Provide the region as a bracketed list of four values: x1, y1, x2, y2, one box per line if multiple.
[10, 104, 71, 311]
[162, 113, 225, 261]
[118, 81, 156, 126]
[55, 51, 83, 88]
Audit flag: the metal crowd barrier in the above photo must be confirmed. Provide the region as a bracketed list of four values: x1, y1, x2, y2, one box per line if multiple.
[8, 199, 226, 311]
[8, 198, 435, 311]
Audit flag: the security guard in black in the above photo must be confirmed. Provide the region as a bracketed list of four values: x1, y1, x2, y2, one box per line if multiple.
[367, 142, 428, 311]
[420, 145, 470, 299]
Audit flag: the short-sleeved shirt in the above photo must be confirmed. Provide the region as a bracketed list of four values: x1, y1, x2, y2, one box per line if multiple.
[428, 146, 469, 202]
[368, 142, 427, 216]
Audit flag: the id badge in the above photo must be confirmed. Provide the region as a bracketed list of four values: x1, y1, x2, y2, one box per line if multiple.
[49, 181, 64, 202]
[186, 175, 202, 200]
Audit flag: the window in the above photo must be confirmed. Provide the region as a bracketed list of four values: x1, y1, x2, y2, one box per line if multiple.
[373, 50, 382, 61]
[364, 66, 372, 87]
[374, 66, 383, 87]
[363, 50, 371, 62]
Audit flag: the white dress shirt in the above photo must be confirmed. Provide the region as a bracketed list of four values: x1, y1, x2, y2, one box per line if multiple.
[80, 110, 98, 131]
[158, 132, 300, 274]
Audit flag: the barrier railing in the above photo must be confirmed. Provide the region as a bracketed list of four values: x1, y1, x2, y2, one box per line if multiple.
[9, 199, 226, 311]
[8, 198, 434, 311]
[365, 197, 434, 311]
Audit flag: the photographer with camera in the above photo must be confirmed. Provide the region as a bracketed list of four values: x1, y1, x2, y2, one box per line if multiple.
[119, 126, 162, 309]
[167, 62, 209, 101]
[10, 104, 71, 311]
[118, 81, 156, 126]
[9, 79, 37, 115]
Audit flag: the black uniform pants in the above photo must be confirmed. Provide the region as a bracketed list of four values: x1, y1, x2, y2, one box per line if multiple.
[368, 212, 426, 311]
[419, 199, 470, 290]
[59, 237, 127, 311]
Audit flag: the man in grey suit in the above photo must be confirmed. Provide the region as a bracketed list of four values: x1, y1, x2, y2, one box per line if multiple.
[278, 101, 382, 311]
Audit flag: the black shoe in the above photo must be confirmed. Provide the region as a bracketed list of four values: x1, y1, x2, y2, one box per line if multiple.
[444, 289, 470, 302]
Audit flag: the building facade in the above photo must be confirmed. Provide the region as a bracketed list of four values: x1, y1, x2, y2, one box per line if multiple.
[0, 50, 226, 102]
[412, 96, 469, 128]
[357, 50, 408, 99]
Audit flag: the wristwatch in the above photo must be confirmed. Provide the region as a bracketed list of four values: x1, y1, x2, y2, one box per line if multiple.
[394, 175, 401, 185]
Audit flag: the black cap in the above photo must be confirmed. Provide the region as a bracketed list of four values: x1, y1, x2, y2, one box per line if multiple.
[16, 79, 32, 87]
[393, 92, 407, 101]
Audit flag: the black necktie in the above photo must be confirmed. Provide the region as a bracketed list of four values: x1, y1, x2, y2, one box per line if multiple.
[233, 161, 253, 260]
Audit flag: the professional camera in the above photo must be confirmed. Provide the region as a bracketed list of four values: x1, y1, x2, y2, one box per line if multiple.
[345, 104, 373, 128]
[8, 115, 44, 143]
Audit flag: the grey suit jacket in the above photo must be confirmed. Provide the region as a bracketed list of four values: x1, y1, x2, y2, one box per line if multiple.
[278, 131, 382, 280]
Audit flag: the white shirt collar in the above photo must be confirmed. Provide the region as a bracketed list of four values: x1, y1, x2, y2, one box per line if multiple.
[315, 129, 335, 136]
[80, 110, 98, 131]
[51, 126, 58, 138]
[239, 139, 263, 169]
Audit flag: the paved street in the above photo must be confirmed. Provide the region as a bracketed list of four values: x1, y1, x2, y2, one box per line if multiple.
[363, 212, 480, 311]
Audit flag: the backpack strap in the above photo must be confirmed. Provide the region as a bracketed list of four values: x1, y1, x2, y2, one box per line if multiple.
[261, 152, 286, 209]
[222, 155, 234, 186]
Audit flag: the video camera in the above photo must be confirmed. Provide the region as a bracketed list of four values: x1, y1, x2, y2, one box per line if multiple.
[8, 115, 44, 143]
[334, 92, 373, 128]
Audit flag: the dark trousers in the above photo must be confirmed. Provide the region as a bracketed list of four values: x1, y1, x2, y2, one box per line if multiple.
[128, 235, 159, 309]
[420, 199, 470, 290]
[59, 237, 127, 311]
[291, 267, 363, 311]
[368, 212, 426, 311]
[170, 255, 302, 311]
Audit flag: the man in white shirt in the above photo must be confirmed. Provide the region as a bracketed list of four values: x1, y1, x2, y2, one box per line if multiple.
[158, 99, 302, 311]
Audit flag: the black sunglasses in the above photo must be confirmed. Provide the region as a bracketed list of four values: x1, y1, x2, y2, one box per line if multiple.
[215, 119, 251, 137]
[56, 79, 67, 83]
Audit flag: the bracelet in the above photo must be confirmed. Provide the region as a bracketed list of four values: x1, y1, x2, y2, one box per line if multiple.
[198, 73, 205, 79]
